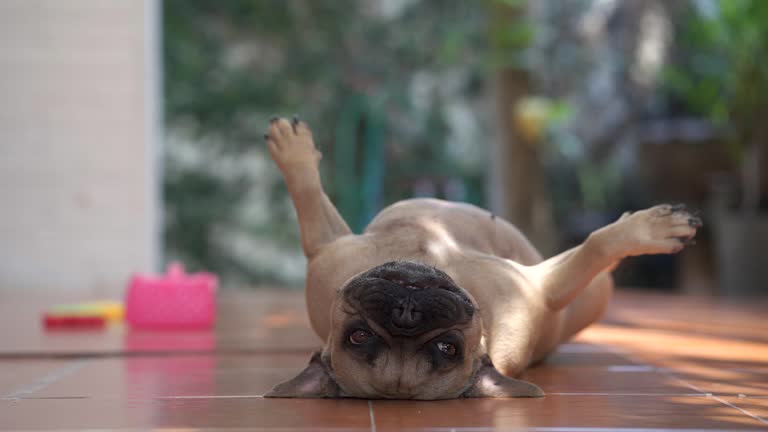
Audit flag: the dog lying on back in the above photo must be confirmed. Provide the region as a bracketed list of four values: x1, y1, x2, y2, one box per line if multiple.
[263, 117, 701, 399]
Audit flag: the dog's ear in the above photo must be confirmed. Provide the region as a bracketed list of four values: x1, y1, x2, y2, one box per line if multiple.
[264, 351, 341, 398]
[462, 356, 544, 398]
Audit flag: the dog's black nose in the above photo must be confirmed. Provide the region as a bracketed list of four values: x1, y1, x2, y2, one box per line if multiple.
[391, 298, 422, 330]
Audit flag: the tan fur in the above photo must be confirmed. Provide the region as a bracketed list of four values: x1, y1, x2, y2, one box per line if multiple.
[263, 118, 699, 399]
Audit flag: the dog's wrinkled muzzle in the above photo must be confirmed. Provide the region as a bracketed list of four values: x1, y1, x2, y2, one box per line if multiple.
[343, 261, 475, 336]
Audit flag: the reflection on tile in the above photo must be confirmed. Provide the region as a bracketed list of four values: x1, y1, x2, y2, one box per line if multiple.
[523, 365, 689, 394]
[31, 354, 312, 398]
[372, 395, 768, 430]
[540, 346, 634, 366]
[0, 360, 63, 396]
[124, 330, 216, 352]
[674, 369, 768, 397]
[578, 324, 768, 365]
[622, 356, 768, 397]
[0, 397, 371, 430]
[0, 291, 320, 355]
[603, 291, 768, 345]
[720, 396, 768, 425]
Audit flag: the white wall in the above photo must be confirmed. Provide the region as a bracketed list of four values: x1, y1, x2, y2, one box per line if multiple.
[0, 0, 161, 296]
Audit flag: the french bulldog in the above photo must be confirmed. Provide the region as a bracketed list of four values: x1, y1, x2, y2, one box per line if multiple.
[263, 117, 701, 399]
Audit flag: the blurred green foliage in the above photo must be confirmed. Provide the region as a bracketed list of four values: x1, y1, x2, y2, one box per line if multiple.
[666, 0, 768, 161]
[163, 0, 491, 285]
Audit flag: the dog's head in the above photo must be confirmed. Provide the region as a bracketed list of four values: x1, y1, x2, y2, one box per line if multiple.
[266, 261, 543, 400]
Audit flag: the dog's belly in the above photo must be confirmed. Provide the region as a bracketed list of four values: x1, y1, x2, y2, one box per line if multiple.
[305, 198, 555, 348]
[366, 198, 543, 265]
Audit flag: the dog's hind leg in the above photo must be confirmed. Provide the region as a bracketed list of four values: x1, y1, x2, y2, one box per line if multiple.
[266, 117, 352, 258]
[528, 204, 701, 312]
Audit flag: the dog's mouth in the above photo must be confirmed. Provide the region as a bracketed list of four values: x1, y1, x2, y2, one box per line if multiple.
[371, 388, 416, 400]
[342, 261, 475, 336]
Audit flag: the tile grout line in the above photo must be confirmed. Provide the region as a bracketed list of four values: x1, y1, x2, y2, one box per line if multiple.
[368, 400, 377, 432]
[1, 359, 90, 400]
[710, 394, 768, 426]
[602, 344, 768, 426]
[639, 360, 768, 426]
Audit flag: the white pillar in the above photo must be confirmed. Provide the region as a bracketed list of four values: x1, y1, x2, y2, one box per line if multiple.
[0, 0, 162, 296]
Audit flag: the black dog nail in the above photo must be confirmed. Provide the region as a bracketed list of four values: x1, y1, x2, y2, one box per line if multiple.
[291, 115, 299, 132]
[671, 203, 687, 213]
[688, 217, 703, 228]
[263, 133, 270, 140]
[676, 236, 696, 246]
[270, 116, 278, 123]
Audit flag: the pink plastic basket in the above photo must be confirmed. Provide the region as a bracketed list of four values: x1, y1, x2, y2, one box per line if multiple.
[125, 263, 217, 329]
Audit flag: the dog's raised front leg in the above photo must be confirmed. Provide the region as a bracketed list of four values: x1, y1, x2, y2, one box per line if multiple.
[266, 117, 352, 258]
[530, 204, 702, 310]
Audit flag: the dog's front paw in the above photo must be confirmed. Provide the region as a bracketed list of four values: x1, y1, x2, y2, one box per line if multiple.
[598, 204, 702, 258]
[265, 116, 322, 173]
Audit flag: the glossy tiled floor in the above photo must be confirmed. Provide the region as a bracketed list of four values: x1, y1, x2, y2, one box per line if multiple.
[1, 289, 767, 431]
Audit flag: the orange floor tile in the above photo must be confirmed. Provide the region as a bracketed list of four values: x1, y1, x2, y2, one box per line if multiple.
[1, 289, 767, 430]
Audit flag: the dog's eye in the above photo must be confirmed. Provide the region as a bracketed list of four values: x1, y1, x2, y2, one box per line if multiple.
[349, 329, 373, 345]
[436, 341, 456, 356]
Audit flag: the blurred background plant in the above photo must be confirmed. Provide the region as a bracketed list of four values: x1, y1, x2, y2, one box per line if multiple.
[163, 0, 768, 294]
[664, 0, 768, 295]
[666, 0, 768, 212]
[163, 0, 489, 286]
